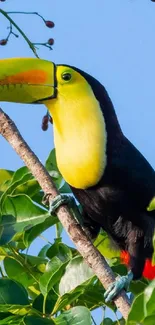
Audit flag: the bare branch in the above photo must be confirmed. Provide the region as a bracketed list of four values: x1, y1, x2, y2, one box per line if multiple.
[0, 9, 39, 57]
[0, 9, 55, 54]
[0, 108, 131, 320]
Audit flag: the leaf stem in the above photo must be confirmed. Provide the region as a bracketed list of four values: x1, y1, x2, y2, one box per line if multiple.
[39, 234, 52, 245]
[55, 223, 60, 239]
[43, 294, 47, 315]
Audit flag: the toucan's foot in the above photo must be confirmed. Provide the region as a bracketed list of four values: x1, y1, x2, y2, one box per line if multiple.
[49, 194, 85, 228]
[104, 271, 133, 302]
[49, 194, 72, 214]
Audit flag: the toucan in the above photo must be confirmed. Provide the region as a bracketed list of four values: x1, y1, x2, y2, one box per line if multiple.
[1, 57, 155, 301]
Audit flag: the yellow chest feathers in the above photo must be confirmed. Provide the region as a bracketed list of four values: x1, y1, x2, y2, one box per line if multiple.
[46, 87, 107, 189]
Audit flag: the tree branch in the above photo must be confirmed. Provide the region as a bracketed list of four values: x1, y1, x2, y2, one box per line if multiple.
[0, 107, 131, 320]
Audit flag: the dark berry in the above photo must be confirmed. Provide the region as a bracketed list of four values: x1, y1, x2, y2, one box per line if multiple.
[48, 38, 54, 45]
[41, 115, 49, 131]
[0, 39, 7, 45]
[45, 20, 55, 28]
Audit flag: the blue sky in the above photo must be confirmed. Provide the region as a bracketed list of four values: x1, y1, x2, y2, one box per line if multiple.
[0, 0, 155, 323]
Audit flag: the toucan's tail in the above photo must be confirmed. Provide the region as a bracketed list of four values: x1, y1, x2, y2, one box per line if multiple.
[120, 251, 155, 280]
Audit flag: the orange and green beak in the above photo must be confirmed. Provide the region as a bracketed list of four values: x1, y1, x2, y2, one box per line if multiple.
[0, 58, 57, 104]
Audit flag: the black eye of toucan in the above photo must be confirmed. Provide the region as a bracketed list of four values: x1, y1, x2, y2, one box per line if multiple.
[61, 72, 72, 81]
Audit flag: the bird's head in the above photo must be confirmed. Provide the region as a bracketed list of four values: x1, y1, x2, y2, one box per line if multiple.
[0, 57, 94, 106]
[0, 57, 108, 129]
[0, 57, 120, 188]
[0, 57, 120, 136]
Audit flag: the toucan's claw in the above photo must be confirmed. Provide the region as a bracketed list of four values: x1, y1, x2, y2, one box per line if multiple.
[104, 271, 133, 302]
[49, 194, 71, 214]
[49, 194, 84, 225]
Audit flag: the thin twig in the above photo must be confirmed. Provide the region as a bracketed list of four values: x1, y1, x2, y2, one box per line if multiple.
[6, 11, 46, 23]
[0, 9, 39, 58]
[0, 108, 131, 320]
[33, 42, 53, 50]
[91, 315, 98, 325]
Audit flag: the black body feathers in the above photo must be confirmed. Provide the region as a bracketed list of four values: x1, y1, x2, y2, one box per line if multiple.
[68, 66, 155, 280]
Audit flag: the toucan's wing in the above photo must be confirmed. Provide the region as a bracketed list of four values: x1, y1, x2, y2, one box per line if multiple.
[106, 136, 155, 212]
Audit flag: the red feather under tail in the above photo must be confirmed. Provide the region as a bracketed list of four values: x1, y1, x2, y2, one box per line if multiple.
[120, 251, 155, 280]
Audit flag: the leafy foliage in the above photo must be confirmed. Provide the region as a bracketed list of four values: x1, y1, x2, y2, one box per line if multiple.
[0, 149, 154, 324]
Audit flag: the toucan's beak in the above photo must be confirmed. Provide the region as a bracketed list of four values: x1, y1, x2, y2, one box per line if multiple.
[0, 58, 57, 104]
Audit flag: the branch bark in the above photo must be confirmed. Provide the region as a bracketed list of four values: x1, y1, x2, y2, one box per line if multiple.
[0, 107, 131, 320]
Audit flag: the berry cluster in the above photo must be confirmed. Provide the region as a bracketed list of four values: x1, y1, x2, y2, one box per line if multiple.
[42, 113, 53, 131]
[0, 10, 55, 52]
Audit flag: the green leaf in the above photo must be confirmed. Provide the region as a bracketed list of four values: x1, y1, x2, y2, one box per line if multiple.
[12, 179, 40, 198]
[0, 305, 31, 316]
[147, 196, 155, 212]
[54, 275, 115, 314]
[60, 182, 72, 194]
[27, 283, 41, 300]
[0, 315, 23, 325]
[38, 245, 51, 258]
[94, 232, 120, 259]
[31, 191, 44, 207]
[45, 149, 59, 173]
[21, 254, 47, 267]
[55, 306, 92, 325]
[111, 264, 127, 276]
[126, 292, 144, 324]
[20, 254, 47, 274]
[0, 194, 50, 245]
[77, 280, 111, 311]
[45, 149, 62, 188]
[39, 257, 68, 296]
[0, 169, 14, 191]
[23, 215, 58, 247]
[129, 279, 148, 296]
[52, 277, 95, 314]
[126, 280, 155, 324]
[24, 316, 55, 325]
[113, 319, 125, 325]
[4, 257, 34, 288]
[55, 222, 63, 238]
[52, 292, 83, 315]
[152, 232, 155, 264]
[3, 256, 43, 289]
[59, 256, 93, 295]
[143, 315, 155, 325]
[10, 167, 29, 184]
[33, 289, 58, 314]
[0, 278, 29, 305]
[0, 169, 33, 209]
[100, 318, 113, 325]
[46, 242, 72, 263]
[144, 280, 155, 316]
[0, 247, 8, 261]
